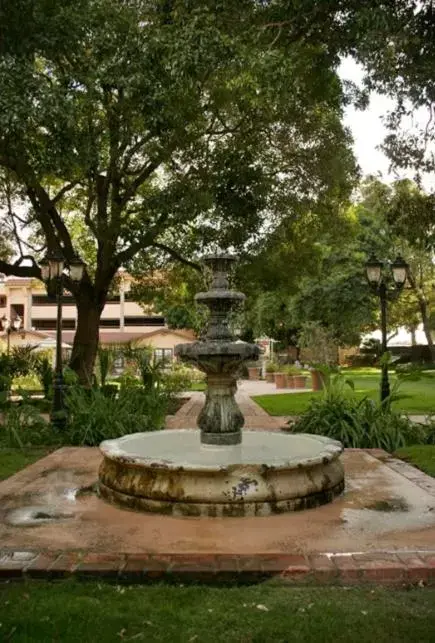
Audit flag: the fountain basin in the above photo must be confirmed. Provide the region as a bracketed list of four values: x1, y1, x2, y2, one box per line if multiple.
[98, 430, 344, 517]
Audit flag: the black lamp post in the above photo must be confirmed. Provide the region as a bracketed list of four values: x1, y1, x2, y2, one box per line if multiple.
[1, 315, 22, 354]
[40, 250, 85, 430]
[365, 254, 409, 402]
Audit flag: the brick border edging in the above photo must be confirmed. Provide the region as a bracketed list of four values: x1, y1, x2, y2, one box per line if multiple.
[1, 550, 435, 586]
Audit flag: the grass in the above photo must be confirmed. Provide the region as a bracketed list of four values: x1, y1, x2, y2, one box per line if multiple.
[1, 582, 435, 642]
[394, 445, 435, 477]
[190, 381, 206, 391]
[253, 368, 435, 416]
[0, 447, 52, 481]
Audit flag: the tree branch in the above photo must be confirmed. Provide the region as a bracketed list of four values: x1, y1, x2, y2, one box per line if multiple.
[52, 181, 79, 205]
[120, 158, 162, 206]
[152, 242, 202, 272]
[0, 257, 41, 279]
[0, 150, 76, 260]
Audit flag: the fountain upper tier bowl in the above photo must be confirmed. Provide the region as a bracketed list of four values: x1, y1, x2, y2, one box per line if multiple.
[98, 430, 345, 517]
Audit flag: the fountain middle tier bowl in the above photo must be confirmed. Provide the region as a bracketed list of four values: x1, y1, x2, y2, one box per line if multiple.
[175, 341, 260, 361]
[98, 430, 345, 517]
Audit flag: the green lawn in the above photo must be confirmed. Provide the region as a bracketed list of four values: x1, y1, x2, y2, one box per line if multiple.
[394, 445, 435, 477]
[0, 582, 434, 642]
[253, 368, 435, 416]
[190, 381, 207, 391]
[0, 447, 52, 481]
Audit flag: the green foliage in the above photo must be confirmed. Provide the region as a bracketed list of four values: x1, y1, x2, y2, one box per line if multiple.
[0, 401, 51, 448]
[131, 265, 207, 333]
[265, 361, 279, 373]
[64, 385, 169, 446]
[298, 321, 339, 366]
[424, 418, 435, 446]
[161, 363, 194, 394]
[292, 373, 425, 451]
[96, 346, 114, 388]
[0, 0, 357, 382]
[32, 354, 53, 398]
[0, 346, 37, 396]
[285, 365, 301, 376]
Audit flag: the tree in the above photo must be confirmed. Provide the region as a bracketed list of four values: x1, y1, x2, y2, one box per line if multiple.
[353, 1, 435, 180]
[0, 0, 356, 381]
[130, 262, 207, 334]
[239, 196, 377, 348]
[385, 180, 435, 359]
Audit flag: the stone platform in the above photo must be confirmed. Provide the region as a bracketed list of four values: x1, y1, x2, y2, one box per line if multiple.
[1, 446, 435, 584]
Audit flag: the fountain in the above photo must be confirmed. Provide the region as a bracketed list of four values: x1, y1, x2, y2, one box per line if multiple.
[98, 254, 344, 517]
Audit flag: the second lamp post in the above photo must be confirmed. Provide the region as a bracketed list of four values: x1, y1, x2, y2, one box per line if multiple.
[365, 254, 409, 402]
[39, 250, 85, 430]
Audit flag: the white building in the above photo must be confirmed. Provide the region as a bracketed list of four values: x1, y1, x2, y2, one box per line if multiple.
[0, 274, 195, 361]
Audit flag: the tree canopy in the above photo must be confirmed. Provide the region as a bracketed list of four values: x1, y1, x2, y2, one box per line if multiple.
[0, 0, 357, 379]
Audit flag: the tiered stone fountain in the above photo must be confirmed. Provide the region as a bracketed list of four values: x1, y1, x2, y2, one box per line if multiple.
[98, 254, 344, 517]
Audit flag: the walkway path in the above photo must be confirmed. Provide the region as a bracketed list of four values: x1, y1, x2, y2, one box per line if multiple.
[165, 383, 286, 431]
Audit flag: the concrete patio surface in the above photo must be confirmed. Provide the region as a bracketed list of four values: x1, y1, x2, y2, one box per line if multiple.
[1, 446, 435, 553]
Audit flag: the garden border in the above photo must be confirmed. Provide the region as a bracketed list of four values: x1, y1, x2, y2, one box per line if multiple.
[1, 549, 435, 586]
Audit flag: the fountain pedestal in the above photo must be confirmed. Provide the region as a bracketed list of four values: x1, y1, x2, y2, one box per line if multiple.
[98, 254, 345, 516]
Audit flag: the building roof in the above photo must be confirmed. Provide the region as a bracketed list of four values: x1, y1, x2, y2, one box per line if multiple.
[0, 328, 53, 341]
[47, 327, 196, 346]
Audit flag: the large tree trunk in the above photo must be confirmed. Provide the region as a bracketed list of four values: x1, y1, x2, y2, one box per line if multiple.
[406, 273, 435, 362]
[69, 289, 104, 384]
[417, 295, 435, 362]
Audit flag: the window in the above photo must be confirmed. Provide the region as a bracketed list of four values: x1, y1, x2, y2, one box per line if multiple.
[99, 319, 120, 328]
[32, 319, 76, 330]
[32, 294, 75, 305]
[124, 316, 165, 327]
[11, 304, 24, 320]
[154, 348, 173, 364]
[0, 295, 6, 307]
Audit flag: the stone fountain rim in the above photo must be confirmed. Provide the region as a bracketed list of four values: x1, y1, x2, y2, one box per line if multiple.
[99, 430, 343, 472]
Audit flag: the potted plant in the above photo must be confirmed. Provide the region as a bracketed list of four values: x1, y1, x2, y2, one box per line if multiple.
[247, 362, 261, 380]
[309, 364, 328, 391]
[285, 365, 300, 388]
[265, 361, 278, 383]
[274, 366, 287, 389]
[293, 370, 308, 389]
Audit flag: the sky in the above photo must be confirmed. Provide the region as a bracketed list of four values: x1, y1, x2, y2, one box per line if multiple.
[339, 57, 434, 192]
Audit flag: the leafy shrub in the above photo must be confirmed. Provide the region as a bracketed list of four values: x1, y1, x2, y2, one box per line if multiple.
[424, 417, 435, 445]
[0, 347, 36, 394]
[96, 346, 114, 387]
[0, 402, 52, 448]
[292, 373, 425, 452]
[265, 361, 279, 373]
[63, 385, 170, 445]
[33, 355, 53, 398]
[162, 363, 194, 394]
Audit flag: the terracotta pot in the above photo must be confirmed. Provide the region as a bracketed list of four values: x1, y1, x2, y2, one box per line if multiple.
[265, 372, 275, 383]
[293, 375, 307, 389]
[247, 366, 261, 380]
[274, 372, 287, 389]
[311, 370, 325, 391]
[286, 375, 295, 388]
